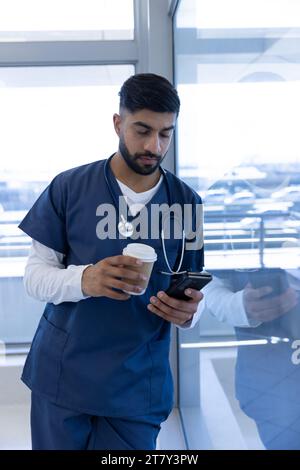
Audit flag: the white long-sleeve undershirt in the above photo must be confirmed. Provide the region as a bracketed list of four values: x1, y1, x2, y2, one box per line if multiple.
[200, 276, 261, 328]
[23, 240, 90, 305]
[23, 175, 201, 328]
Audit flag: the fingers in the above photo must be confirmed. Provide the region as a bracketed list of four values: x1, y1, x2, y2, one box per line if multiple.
[183, 288, 204, 303]
[108, 265, 147, 283]
[147, 290, 200, 326]
[105, 257, 147, 290]
[247, 288, 296, 311]
[249, 306, 282, 322]
[103, 287, 131, 301]
[153, 290, 201, 313]
[245, 288, 298, 322]
[147, 302, 194, 325]
[106, 276, 144, 295]
[108, 255, 143, 267]
[84, 256, 146, 299]
[245, 284, 273, 299]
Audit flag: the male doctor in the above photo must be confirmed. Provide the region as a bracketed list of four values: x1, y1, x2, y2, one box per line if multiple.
[19, 73, 204, 450]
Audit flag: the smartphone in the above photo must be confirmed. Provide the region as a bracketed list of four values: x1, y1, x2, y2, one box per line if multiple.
[165, 271, 213, 301]
[248, 268, 289, 298]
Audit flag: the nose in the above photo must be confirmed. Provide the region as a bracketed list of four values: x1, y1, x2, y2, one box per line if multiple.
[144, 133, 161, 155]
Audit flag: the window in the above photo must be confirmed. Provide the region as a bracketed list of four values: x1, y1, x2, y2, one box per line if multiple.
[0, 0, 134, 41]
[0, 64, 134, 344]
[0, 0, 138, 346]
[174, 0, 300, 450]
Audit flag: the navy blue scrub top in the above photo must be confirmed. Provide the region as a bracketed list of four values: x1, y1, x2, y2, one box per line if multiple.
[19, 157, 204, 418]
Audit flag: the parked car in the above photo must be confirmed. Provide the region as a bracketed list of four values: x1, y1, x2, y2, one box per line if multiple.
[224, 190, 256, 213]
[203, 188, 229, 205]
[271, 185, 300, 203]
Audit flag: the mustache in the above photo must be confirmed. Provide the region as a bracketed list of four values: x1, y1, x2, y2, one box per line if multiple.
[135, 152, 161, 159]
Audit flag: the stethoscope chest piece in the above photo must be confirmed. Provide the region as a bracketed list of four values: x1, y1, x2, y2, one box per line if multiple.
[118, 215, 134, 238]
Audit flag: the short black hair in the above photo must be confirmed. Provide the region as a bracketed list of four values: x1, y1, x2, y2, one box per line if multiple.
[119, 73, 180, 115]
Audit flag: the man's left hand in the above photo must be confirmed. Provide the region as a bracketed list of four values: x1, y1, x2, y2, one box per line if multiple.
[147, 289, 203, 326]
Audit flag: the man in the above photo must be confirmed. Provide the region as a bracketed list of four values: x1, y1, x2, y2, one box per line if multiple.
[19, 73, 204, 450]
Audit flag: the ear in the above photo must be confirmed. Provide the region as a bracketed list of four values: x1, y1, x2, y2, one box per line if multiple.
[113, 113, 122, 137]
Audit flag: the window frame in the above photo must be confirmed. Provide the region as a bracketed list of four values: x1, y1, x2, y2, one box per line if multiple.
[0, 0, 140, 67]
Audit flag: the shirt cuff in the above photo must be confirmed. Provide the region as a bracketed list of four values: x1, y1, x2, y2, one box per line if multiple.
[64, 264, 92, 302]
[233, 290, 262, 328]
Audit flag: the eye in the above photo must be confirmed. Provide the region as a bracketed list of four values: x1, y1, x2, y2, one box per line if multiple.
[137, 130, 149, 136]
[160, 133, 171, 139]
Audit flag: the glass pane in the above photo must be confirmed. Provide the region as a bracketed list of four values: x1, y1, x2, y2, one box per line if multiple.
[0, 64, 134, 344]
[0, 0, 134, 41]
[178, 0, 300, 30]
[175, 0, 300, 450]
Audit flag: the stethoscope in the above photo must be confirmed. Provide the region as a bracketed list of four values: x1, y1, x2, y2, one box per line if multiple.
[104, 156, 186, 275]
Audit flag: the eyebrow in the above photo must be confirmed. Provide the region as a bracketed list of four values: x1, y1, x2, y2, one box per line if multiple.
[133, 121, 175, 132]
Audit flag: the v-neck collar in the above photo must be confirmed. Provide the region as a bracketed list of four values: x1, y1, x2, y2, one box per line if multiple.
[116, 174, 163, 200]
[106, 156, 166, 218]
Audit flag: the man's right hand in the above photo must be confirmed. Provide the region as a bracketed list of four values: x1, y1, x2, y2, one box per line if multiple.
[81, 255, 147, 300]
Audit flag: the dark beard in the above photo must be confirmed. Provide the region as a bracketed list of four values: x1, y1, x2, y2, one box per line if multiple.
[119, 137, 163, 175]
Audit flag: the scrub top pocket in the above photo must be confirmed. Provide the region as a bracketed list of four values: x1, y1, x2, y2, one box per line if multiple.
[22, 315, 68, 401]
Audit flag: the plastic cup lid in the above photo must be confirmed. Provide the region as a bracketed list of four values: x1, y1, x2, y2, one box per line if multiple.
[123, 243, 157, 262]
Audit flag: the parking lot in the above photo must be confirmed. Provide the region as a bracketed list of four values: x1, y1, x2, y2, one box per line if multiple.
[1, 166, 300, 272]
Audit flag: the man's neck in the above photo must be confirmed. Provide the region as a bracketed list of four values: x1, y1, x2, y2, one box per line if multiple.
[110, 152, 161, 193]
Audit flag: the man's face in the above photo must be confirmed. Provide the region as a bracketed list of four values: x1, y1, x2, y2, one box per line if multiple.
[113, 109, 176, 175]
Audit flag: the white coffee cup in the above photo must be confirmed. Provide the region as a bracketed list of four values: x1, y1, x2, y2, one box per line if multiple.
[122, 243, 157, 295]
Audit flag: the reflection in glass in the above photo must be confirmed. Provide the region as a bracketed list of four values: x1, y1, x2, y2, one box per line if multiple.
[175, 0, 300, 450]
